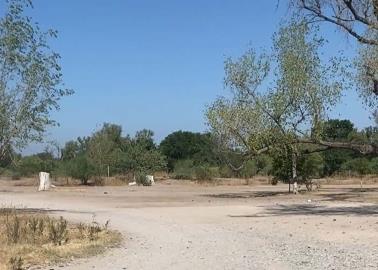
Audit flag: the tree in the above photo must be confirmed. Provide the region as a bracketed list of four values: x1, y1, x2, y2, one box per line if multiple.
[87, 123, 123, 177]
[120, 130, 166, 175]
[0, 0, 72, 162]
[207, 20, 378, 187]
[160, 131, 217, 171]
[207, 20, 348, 189]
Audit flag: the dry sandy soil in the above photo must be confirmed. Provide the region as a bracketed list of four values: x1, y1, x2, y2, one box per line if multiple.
[0, 180, 377, 270]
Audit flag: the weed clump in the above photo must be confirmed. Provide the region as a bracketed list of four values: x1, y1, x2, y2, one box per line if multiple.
[0, 208, 121, 270]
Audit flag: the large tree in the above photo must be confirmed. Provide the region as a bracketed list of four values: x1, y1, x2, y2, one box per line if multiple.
[0, 0, 72, 161]
[207, 21, 377, 186]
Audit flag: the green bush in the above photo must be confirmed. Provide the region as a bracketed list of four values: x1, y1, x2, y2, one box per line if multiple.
[340, 158, 371, 176]
[48, 216, 68, 246]
[135, 171, 152, 186]
[369, 157, 378, 174]
[240, 160, 258, 178]
[14, 156, 44, 177]
[66, 155, 94, 185]
[194, 165, 213, 181]
[172, 160, 195, 180]
[300, 153, 324, 180]
[219, 165, 234, 178]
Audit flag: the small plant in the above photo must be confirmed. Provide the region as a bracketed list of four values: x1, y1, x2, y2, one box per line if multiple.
[76, 218, 110, 241]
[87, 221, 102, 241]
[48, 216, 68, 246]
[27, 217, 39, 243]
[6, 215, 21, 244]
[8, 256, 23, 270]
[77, 222, 86, 239]
[37, 217, 46, 236]
[104, 219, 110, 230]
[94, 176, 105, 186]
[26, 216, 46, 243]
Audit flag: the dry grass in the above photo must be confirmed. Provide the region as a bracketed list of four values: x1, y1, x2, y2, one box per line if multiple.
[0, 208, 121, 270]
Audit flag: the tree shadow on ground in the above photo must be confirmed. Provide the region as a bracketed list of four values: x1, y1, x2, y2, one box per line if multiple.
[229, 203, 378, 218]
[205, 187, 378, 203]
[205, 191, 289, 199]
[0, 207, 94, 215]
[316, 187, 378, 203]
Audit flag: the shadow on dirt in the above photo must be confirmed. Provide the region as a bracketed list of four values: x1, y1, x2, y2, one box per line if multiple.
[205, 191, 289, 199]
[0, 207, 94, 215]
[206, 187, 378, 204]
[316, 187, 378, 203]
[230, 203, 378, 218]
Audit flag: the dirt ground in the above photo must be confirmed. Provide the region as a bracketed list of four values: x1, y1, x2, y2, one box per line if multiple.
[0, 179, 377, 270]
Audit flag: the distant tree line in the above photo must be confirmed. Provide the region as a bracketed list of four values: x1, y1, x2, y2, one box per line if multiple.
[0, 119, 377, 185]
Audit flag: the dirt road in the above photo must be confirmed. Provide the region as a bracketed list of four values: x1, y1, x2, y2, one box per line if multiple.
[0, 182, 377, 269]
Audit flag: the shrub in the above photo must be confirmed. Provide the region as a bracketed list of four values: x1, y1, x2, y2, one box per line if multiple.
[66, 155, 94, 185]
[340, 158, 371, 176]
[300, 153, 324, 180]
[240, 160, 258, 178]
[11, 171, 21, 180]
[369, 157, 378, 174]
[77, 219, 109, 241]
[270, 178, 278, 185]
[14, 156, 43, 177]
[86, 221, 102, 241]
[94, 176, 105, 186]
[172, 160, 195, 180]
[6, 215, 21, 244]
[135, 171, 151, 186]
[8, 257, 23, 270]
[194, 165, 213, 181]
[47, 216, 68, 246]
[219, 165, 234, 178]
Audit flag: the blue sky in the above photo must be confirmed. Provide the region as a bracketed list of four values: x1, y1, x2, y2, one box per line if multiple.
[11, 0, 373, 153]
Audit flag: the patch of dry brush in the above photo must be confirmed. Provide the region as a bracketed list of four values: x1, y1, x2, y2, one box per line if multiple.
[0, 207, 121, 270]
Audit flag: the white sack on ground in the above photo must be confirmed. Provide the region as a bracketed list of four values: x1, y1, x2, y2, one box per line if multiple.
[38, 172, 51, 191]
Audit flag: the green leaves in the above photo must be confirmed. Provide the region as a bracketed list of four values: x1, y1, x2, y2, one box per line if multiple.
[207, 19, 349, 167]
[0, 0, 72, 161]
[356, 32, 378, 107]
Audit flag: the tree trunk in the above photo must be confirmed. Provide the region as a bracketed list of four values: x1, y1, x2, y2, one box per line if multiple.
[292, 148, 298, 195]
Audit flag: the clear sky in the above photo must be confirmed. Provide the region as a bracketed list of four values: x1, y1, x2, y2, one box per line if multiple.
[12, 0, 373, 153]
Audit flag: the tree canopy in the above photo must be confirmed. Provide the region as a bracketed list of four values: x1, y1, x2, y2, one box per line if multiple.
[207, 21, 354, 160]
[289, 0, 378, 113]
